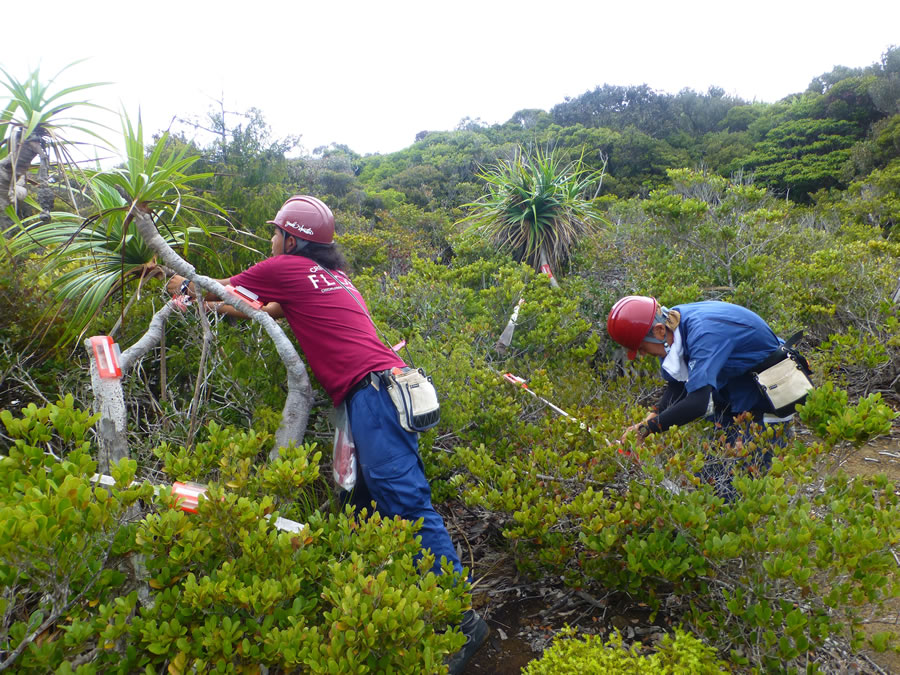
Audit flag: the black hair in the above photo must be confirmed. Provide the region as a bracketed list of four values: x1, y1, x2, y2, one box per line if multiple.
[284, 233, 349, 271]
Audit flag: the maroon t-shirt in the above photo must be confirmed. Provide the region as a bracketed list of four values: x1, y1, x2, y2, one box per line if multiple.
[230, 255, 404, 404]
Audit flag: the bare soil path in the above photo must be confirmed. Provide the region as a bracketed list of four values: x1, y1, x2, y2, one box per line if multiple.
[843, 436, 900, 675]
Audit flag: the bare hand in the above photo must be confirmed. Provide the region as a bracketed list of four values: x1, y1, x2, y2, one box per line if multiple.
[620, 424, 643, 445]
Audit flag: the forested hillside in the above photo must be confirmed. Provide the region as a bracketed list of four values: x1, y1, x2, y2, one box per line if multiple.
[1, 48, 899, 673]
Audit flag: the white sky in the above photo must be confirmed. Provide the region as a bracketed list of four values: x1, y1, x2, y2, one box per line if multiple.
[4, 0, 899, 158]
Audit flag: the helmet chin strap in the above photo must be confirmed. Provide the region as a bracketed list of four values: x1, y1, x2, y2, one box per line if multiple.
[643, 330, 671, 353]
[642, 304, 676, 353]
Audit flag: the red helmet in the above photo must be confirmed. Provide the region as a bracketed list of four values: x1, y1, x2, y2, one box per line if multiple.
[267, 195, 335, 244]
[607, 295, 659, 360]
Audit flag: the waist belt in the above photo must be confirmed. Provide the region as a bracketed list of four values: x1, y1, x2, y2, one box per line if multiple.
[347, 372, 376, 400]
[347, 369, 394, 400]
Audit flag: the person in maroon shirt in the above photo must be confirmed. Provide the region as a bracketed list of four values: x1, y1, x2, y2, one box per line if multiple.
[167, 195, 487, 673]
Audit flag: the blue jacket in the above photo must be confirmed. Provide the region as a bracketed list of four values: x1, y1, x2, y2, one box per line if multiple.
[669, 301, 782, 413]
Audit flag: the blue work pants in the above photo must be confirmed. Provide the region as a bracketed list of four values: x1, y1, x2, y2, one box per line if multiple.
[345, 381, 463, 576]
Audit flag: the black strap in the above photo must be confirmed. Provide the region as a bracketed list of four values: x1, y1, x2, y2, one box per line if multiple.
[753, 345, 790, 373]
[784, 330, 803, 348]
[347, 372, 374, 400]
[752, 331, 806, 373]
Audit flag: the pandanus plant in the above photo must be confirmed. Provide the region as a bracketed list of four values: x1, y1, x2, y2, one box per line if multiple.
[462, 147, 605, 279]
[1, 63, 108, 241]
[461, 147, 605, 348]
[4, 66, 312, 471]
[8, 109, 228, 345]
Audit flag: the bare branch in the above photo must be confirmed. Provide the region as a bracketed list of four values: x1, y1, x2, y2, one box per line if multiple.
[120, 301, 177, 371]
[187, 304, 213, 448]
[130, 210, 312, 457]
[84, 300, 177, 472]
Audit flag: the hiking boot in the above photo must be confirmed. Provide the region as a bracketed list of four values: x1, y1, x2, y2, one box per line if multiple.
[445, 609, 489, 675]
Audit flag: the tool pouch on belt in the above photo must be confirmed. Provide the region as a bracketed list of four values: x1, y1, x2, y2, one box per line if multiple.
[382, 367, 441, 433]
[752, 335, 814, 417]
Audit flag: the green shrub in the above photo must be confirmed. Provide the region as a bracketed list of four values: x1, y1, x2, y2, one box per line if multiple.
[0, 401, 470, 673]
[0, 398, 153, 674]
[523, 626, 729, 674]
[456, 381, 899, 672]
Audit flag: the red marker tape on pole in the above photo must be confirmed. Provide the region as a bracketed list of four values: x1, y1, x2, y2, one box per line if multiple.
[503, 372, 527, 387]
[89, 336, 122, 379]
[171, 481, 209, 514]
[499, 372, 675, 489]
[501, 372, 583, 424]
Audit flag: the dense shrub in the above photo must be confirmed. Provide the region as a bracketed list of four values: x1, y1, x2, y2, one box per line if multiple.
[522, 626, 729, 674]
[4, 68, 900, 672]
[0, 400, 470, 673]
[453, 382, 898, 672]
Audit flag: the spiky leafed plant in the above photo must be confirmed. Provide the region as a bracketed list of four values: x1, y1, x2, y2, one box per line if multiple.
[7, 111, 224, 345]
[10, 181, 217, 345]
[461, 147, 605, 275]
[0, 63, 108, 221]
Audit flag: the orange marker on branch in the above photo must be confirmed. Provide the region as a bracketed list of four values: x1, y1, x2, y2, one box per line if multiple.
[171, 481, 208, 514]
[80, 470, 308, 533]
[224, 284, 264, 310]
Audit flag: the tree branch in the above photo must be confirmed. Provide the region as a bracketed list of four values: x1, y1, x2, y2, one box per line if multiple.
[119, 301, 178, 372]
[186, 303, 213, 448]
[84, 300, 178, 473]
[130, 210, 312, 457]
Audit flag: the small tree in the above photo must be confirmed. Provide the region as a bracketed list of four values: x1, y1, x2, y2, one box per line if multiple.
[461, 147, 605, 348]
[0, 64, 107, 243]
[1, 67, 314, 470]
[462, 147, 605, 278]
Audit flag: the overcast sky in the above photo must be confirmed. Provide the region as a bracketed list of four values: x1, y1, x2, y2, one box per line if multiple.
[4, 0, 898, 158]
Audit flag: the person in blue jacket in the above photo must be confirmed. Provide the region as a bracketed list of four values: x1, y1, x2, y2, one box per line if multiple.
[607, 296, 795, 496]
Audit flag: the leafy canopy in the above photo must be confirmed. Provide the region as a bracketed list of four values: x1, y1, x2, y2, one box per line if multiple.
[7, 111, 223, 345]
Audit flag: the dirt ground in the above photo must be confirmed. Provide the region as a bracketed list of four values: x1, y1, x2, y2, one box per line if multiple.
[843, 435, 900, 675]
[442, 434, 900, 674]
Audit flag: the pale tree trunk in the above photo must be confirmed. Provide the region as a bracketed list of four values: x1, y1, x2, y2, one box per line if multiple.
[0, 135, 42, 238]
[131, 210, 312, 459]
[84, 301, 178, 473]
[84, 342, 129, 474]
[82, 298, 176, 611]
